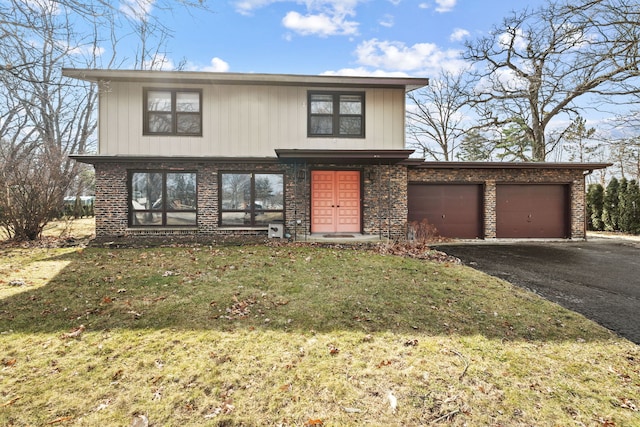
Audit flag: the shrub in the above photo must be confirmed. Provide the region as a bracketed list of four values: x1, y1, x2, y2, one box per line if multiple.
[586, 183, 604, 231]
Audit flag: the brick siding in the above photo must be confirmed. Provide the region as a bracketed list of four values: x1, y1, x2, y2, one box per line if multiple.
[408, 167, 586, 239]
[93, 160, 587, 242]
[92, 160, 407, 241]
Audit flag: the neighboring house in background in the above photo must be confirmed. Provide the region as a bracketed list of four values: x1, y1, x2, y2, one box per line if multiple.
[64, 68, 608, 242]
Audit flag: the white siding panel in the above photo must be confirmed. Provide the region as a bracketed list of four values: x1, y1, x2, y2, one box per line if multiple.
[98, 82, 408, 156]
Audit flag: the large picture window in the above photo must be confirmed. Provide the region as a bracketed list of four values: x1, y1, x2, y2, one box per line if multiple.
[308, 92, 364, 137]
[130, 171, 197, 226]
[220, 172, 284, 227]
[144, 89, 202, 136]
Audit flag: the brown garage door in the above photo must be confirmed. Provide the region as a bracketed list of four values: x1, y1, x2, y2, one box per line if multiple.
[408, 184, 483, 239]
[496, 184, 569, 238]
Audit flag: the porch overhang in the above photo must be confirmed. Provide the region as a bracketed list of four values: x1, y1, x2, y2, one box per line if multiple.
[69, 155, 280, 165]
[275, 149, 415, 165]
[403, 160, 612, 173]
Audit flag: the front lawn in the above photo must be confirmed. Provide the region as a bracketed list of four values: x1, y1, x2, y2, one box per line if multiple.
[0, 236, 638, 425]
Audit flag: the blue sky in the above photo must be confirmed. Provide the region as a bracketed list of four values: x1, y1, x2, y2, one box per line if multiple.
[139, 0, 547, 77]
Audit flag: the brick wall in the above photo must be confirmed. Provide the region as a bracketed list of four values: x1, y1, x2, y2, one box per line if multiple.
[407, 167, 586, 239]
[92, 160, 405, 241]
[94, 160, 287, 240]
[93, 160, 586, 242]
[283, 163, 407, 241]
[362, 164, 408, 240]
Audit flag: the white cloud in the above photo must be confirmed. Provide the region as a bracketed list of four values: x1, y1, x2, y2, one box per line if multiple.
[418, 3, 429, 9]
[449, 28, 469, 42]
[234, 0, 280, 16]
[282, 10, 358, 37]
[498, 28, 528, 51]
[434, 0, 456, 13]
[235, 0, 363, 37]
[25, 0, 60, 14]
[143, 54, 174, 71]
[321, 67, 410, 77]
[203, 57, 230, 72]
[388, 0, 402, 5]
[475, 68, 528, 95]
[354, 38, 465, 75]
[68, 45, 106, 57]
[379, 14, 394, 28]
[120, 0, 155, 21]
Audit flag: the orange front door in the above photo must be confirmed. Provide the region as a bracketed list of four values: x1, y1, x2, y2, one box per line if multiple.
[311, 170, 361, 233]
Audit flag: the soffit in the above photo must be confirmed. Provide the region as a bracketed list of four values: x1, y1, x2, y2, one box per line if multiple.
[62, 68, 429, 92]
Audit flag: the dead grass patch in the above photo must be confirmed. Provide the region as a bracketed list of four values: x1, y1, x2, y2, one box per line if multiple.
[0, 244, 638, 426]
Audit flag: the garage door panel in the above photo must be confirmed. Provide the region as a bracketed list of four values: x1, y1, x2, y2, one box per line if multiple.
[496, 184, 568, 238]
[408, 184, 483, 239]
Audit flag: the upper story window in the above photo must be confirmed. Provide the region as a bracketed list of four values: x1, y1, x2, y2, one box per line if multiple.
[143, 88, 202, 136]
[308, 92, 365, 138]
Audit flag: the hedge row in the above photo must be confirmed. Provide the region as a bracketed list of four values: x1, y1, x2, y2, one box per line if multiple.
[587, 177, 640, 234]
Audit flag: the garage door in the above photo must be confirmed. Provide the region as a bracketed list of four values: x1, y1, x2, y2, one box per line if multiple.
[408, 184, 483, 239]
[496, 184, 569, 238]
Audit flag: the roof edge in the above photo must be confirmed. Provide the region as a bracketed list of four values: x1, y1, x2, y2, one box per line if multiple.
[62, 68, 429, 92]
[69, 155, 280, 165]
[275, 149, 415, 164]
[403, 160, 612, 170]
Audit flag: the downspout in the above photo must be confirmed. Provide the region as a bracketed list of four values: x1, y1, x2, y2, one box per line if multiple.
[293, 161, 298, 242]
[377, 161, 382, 240]
[304, 161, 308, 241]
[387, 163, 392, 240]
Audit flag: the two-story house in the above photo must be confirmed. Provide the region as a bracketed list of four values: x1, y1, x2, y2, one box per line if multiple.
[64, 68, 608, 242]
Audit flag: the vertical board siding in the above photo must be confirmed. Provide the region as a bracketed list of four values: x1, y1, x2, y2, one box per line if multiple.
[98, 82, 407, 157]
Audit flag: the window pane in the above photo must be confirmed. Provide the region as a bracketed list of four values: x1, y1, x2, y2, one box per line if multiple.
[148, 113, 172, 133]
[221, 212, 251, 226]
[339, 116, 362, 135]
[133, 212, 162, 225]
[221, 173, 251, 210]
[147, 91, 172, 112]
[167, 173, 196, 210]
[310, 94, 333, 114]
[176, 114, 201, 134]
[131, 172, 163, 210]
[310, 116, 333, 135]
[176, 92, 200, 112]
[340, 95, 362, 114]
[254, 211, 284, 226]
[166, 212, 196, 226]
[255, 174, 284, 209]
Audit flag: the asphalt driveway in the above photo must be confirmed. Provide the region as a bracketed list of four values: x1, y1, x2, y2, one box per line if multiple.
[434, 237, 640, 344]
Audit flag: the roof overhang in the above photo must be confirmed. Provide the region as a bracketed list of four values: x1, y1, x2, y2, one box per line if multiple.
[275, 149, 415, 164]
[62, 68, 429, 92]
[403, 160, 612, 172]
[69, 155, 280, 165]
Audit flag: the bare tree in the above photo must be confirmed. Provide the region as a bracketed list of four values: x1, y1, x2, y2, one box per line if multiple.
[0, 0, 209, 240]
[0, 0, 99, 239]
[464, 0, 640, 161]
[608, 137, 640, 181]
[406, 70, 473, 161]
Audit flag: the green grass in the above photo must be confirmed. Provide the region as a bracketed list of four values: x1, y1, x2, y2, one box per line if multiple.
[0, 240, 638, 426]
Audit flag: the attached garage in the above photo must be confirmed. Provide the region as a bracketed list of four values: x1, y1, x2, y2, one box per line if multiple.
[406, 161, 612, 241]
[496, 184, 569, 238]
[408, 183, 483, 239]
